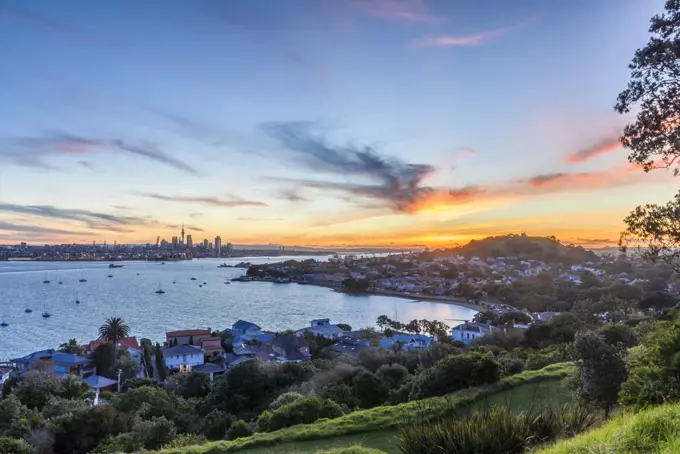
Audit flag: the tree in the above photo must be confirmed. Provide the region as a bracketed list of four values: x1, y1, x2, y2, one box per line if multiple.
[132, 416, 177, 450]
[597, 323, 638, 348]
[92, 343, 115, 377]
[0, 437, 33, 454]
[61, 374, 89, 400]
[352, 371, 389, 408]
[165, 372, 211, 399]
[336, 323, 352, 332]
[615, 0, 680, 175]
[155, 343, 168, 381]
[112, 386, 177, 420]
[226, 420, 252, 440]
[569, 331, 627, 417]
[98, 317, 130, 372]
[59, 338, 84, 356]
[51, 405, 132, 454]
[200, 409, 233, 440]
[12, 371, 64, 410]
[115, 353, 141, 382]
[376, 315, 391, 332]
[376, 363, 410, 390]
[143, 343, 154, 379]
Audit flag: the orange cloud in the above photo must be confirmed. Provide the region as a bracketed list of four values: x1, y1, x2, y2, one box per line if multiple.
[353, 0, 441, 23]
[566, 135, 622, 163]
[412, 18, 535, 47]
[524, 166, 645, 192]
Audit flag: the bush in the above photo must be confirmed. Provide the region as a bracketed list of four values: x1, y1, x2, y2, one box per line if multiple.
[161, 433, 208, 448]
[320, 383, 359, 408]
[51, 405, 132, 454]
[353, 371, 389, 408]
[269, 392, 304, 410]
[92, 433, 143, 453]
[165, 372, 211, 399]
[499, 355, 524, 376]
[226, 420, 252, 440]
[397, 406, 597, 454]
[111, 385, 176, 420]
[40, 397, 87, 419]
[262, 396, 344, 432]
[132, 416, 177, 450]
[201, 410, 234, 440]
[0, 436, 33, 454]
[409, 351, 501, 400]
[376, 363, 410, 389]
[598, 323, 638, 348]
[0, 395, 41, 439]
[12, 371, 64, 410]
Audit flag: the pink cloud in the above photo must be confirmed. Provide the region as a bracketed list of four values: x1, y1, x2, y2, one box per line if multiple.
[412, 17, 536, 47]
[566, 135, 622, 163]
[353, 0, 441, 23]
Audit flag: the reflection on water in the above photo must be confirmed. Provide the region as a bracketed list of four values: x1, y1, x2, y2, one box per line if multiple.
[0, 257, 477, 359]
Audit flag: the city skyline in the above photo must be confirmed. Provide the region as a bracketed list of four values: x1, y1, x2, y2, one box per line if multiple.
[0, 0, 676, 248]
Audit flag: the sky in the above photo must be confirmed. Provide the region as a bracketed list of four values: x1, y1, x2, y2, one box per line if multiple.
[0, 0, 676, 249]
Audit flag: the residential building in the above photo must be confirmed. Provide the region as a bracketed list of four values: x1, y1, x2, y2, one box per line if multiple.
[161, 344, 205, 372]
[379, 333, 432, 351]
[451, 322, 499, 344]
[85, 336, 142, 359]
[0, 367, 11, 385]
[8, 349, 94, 379]
[295, 318, 344, 339]
[329, 335, 371, 357]
[200, 336, 224, 361]
[166, 329, 211, 347]
[271, 336, 311, 362]
[232, 320, 262, 337]
[192, 363, 226, 381]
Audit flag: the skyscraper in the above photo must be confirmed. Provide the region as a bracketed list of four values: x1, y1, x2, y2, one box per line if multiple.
[186, 235, 193, 249]
[203, 239, 209, 250]
[214, 236, 222, 257]
[172, 236, 178, 249]
[181, 222, 185, 245]
[226, 242, 233, 257]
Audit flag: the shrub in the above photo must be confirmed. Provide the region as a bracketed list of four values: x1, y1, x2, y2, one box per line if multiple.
[0, 436, 33, 454]
[409, 351, 501, 400]
[353, 371, 389, 408]
[201, 409, 234, 440]
[92, 433, 143, 453]
[51, 405, 132, 454]
[226, 420, 252, 440]
[256, 410, 272, 432]
[161, 433, 208, 448]
[397, 405, 598, 454]
[376, 363, 410, 389]
[499, 355, 524, 376]
[598, 323, 637, 348]
[0, 395, 41, 439]
[320, 383, 359, 408]
[262, 396, 344, 432]
[111, 385, 176, 420]
[12, 371, 64, 410]
[40, 397, 87, 419]
[269, 392, 304, 410]
[132, 416, 177, 450]
[165, 372, 211, 399]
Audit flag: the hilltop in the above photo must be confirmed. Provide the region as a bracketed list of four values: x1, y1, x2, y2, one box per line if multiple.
[421, 235, 599, 264]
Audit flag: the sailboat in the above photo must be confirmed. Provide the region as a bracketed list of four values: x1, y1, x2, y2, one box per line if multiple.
[42, 302, 51, 318]
[75, 292, 80, 305]
[155, 282, 165, 294]
[79, 273, 87, 283]
[24, 308, 32, 313]
[42, 273, 50, 284]
[0, 320, 8, 327]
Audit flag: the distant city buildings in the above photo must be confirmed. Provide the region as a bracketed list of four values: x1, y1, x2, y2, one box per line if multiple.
[186, 235, 193, 249]
[203, 239, 209, 250]
[215, 236, 222, 257]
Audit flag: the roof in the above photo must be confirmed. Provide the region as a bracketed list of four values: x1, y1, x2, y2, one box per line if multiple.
[87, 337, 140, 352]
[310, 318, 330, 323]
[84, 375, 118, 389]
[232, 320, 261, 332]
[272, 335, 311, 360]
[201, 336, 222, 343]
[0, 367, 11, 375]
[192, 363, 226, 374]
[452, 322, 498, 333]
[202, 344, 223, 351]
[162, 345, 205, 356]
[166, 329, 211, 337]
[11, 350, 91, 366]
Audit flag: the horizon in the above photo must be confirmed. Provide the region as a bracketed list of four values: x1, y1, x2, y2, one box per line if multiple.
[0, 0, 674, 249]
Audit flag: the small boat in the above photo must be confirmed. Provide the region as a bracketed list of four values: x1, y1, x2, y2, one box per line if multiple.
[199, 285, 203, 288]
[79, 273, 87, 283]
[42, 312, 51, 318]
[155, 282, 165, 294]
[58, 281, 63, 285]
[217, 263, 230, 268]
[190, 277, 197, 281]
[136, 273, 140, 276]
[224, 281, 231, 285]
[75, 292, 80, 304]
[109, 264, 124, 268]
[203, 281, 207, 285]
[24, 308, 32, 313]
[75, 299, 80, 304]
[107, 274, 113, 278]
[0, 321, 8, 327]
[42, 273, 50, 284]
[160, 262, 166, 265]
[173, 281, 176, 284]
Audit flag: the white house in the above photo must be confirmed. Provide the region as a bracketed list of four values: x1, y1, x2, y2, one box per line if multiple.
[161, 345, 205, 372]
[296, 319, 344, 339]
[451, 322, 499, 344]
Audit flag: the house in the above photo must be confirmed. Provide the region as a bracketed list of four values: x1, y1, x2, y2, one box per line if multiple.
[379, 333, 432, 351]
[200, 336, 224, 361]
[451, 322, 499, 344]
[85, 337, 143, 364]
[330, 335, 371, 357]
[161, 345, 205, 372]
[232, 320, 262, 337]
[8, 350, 94, 379]
[192, 363, 226, 381]
[0, 367, 11, 385]
[295, 319, 344, 339]
[166, 329, 212, 347]
[271, 336, 311, 363]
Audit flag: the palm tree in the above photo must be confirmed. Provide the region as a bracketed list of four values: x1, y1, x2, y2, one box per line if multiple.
[98, 317, 130, 364]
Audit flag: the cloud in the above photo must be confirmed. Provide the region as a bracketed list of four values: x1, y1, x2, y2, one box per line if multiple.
[166, 224, 205, 232]
[524, 168, 643, 191]
[412, 18, 535, 47]
[112, 205, 132, 210]
[278, 188, 309, 203]
[0, 203, 150, 232]
[238, 217, 285, 221]
[285, 52, 335, 96]
[0, 221, 90, 236]
[0, 132, 197, 174]
[188, 212, 203, 218]
[138, 193, 267, 208]
[353, 0, 441, 23]
[79, 160, 94, 169]
[565, 136, 622, 163]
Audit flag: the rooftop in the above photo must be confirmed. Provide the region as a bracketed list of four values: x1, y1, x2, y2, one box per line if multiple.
[166, 329, 211, 337]
[87, 336, 140, 352]
[84, 375, 118, 390]
[162, 344, 204, 356]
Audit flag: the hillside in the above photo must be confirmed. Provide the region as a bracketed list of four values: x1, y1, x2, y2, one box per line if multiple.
[422, 235, 599, 264]
[156, 363, 572, 454]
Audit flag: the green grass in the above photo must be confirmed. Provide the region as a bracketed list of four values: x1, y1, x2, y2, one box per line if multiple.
[535, 403, 680, 454]
[157, 363, 573, 454]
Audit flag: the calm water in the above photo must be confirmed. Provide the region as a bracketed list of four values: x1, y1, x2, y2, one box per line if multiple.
[0, 257, 477, 359]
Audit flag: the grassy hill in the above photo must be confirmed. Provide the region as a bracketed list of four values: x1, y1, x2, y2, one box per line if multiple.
[422, 235, 599, 264]
[156, 363, 572, 454]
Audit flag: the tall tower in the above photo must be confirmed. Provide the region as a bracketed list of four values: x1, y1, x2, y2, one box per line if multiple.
[214, 236, 222, 257]
[181, 222, 185, 245]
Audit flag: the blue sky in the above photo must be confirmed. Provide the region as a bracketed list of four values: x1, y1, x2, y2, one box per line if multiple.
[0, 0, 675, 247]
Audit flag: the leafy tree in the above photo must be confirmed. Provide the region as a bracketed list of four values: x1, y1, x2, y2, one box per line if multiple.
[61, 374, 89, 400]
[0, 437, 33, 454]
[111, 386, 176, 420]
[51, 405, 132, 454]
[336, 323, 352, 331]
[341, 277, 370, 293]
[200, 410, 234, 440]
[98, 317, 130, 371]
[12, 371, 63, 410]
[155, 342, 168, 381]
[352, 371, 389, 408]
[269, 392, 304, 410]
[597, 323, 638, 348]
[114, 352, 140, 382]
[376, 315, 391, 332]
[261, 396, 343, 432]
[0, 395, 40, 439]
[92, 343, 115, 377]
[376, 363, 410, 390]
[569, 331, 627, 417]
[319, 383, 358, 408]
[41, 397, 87, 419]
[143, 343, 154, 379]
[121, 377, 161, 392]
[59, 338, 85, 356]
[165, 372, 211, 399]
[226, 420, 252, 440]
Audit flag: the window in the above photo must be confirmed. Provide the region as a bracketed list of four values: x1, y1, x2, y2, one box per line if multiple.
[183, 354, 187, 362]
